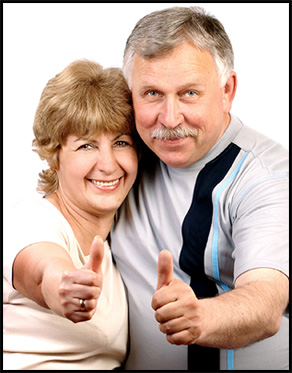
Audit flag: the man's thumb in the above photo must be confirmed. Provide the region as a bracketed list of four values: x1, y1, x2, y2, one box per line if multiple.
[156, 250, 174, 290]
[83, 235, 104, 274]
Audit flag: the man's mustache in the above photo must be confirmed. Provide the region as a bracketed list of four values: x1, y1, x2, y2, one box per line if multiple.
[151, 126, 198, 140]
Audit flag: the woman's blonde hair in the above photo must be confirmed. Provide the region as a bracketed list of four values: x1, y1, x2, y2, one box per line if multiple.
[33, 59, 136, 196]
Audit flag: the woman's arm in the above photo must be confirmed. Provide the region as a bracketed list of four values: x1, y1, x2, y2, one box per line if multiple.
[13, 236, 104, 323]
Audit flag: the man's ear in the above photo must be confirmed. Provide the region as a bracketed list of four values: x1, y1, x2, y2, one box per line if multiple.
[222, 71, 237, 113]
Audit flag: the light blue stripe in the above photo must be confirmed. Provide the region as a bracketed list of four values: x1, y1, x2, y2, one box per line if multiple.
[212, 151, 249, 285]
[211, 151, 249, 370]
[227, 349, 234, 370]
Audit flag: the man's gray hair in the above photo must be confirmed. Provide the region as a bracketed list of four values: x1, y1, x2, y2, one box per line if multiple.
[123, 6, 234, 89]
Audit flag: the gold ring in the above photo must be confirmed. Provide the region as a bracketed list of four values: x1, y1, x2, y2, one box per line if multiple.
[80, 299, 86, 312]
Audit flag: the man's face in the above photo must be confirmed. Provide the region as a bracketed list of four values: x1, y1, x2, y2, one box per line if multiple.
[131, 41, 236, 168]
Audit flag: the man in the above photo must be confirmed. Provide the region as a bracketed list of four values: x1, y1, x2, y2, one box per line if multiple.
[111, 6, 289, 370]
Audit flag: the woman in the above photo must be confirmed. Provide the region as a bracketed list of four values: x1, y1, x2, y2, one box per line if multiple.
[3, 59, 138, 370]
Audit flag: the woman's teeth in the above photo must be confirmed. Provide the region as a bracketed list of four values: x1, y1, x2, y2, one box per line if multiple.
[91, 178, 120, 187]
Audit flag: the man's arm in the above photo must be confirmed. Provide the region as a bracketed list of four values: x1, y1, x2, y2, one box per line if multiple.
[152, 250, 289, 349]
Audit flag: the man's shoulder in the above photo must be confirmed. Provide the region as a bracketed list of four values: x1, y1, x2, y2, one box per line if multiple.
[231, 116, 288, 158]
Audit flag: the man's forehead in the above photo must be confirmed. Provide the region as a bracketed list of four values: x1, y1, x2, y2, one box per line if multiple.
[131, 46, 217, 86]
[133, 43, 214, 68]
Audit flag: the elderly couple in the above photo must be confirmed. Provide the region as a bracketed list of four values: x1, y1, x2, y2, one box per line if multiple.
[3, 6, 289, 371]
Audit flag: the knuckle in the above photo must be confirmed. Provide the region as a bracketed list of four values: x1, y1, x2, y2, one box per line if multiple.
[160, 322, 171, 334]
[86, 271, 102, 286]
[151, 296, 158, 310]
[95, 290, 101, 301]
[155, 309, 164, 323]
[152, 292, 163, 310]
[166, 334, 178, 345]
[89, 287, 101, 300]
[88, 272, 98, 285]
[85, 312, 94, 321]
[62, 270, 73, 281]
[58, 285, 67, 297]
[63, 310, 74, 321]
[167, 333, 184, 345]
[88, 299, 97, 311]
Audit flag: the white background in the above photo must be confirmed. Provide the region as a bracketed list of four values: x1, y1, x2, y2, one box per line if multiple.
[3, 3, 289, 213]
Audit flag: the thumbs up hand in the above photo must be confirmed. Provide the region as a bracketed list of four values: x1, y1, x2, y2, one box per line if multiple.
[152, 250, 202, 346]
[83, 235, 104, 274]
[58, 236, 104, 323]
[156, 250, 174, 290]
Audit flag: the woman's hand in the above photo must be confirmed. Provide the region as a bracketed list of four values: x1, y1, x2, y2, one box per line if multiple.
[13, 235, 105, 323]
[58, 235, 104, 323]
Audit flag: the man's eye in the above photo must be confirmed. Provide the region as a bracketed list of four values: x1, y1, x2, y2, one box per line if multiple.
[185, 91, 197, 97]
[147, 90, 158, 97]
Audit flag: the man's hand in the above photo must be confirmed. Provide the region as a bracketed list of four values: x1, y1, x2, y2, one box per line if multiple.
[58, 235, 104, 323]
[152, 250, 203, 345]
[152, 251, 289, 349]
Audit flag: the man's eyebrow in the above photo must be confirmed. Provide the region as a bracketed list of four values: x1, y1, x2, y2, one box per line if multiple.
[177, 82, 205, 90]
[138, 84, 158, 90]
[139, 82, 204, 90]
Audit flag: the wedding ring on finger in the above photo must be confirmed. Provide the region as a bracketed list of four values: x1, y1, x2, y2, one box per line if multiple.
[80, 299, 86, 312]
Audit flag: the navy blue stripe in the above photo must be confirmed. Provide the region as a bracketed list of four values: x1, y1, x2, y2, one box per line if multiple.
[179, 143, 241, 371]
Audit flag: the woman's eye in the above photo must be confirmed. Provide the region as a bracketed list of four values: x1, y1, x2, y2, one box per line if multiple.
[77, 143, 94, 150]
[114, 140, 130, 148]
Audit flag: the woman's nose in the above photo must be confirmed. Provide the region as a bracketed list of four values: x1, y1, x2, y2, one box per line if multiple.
[95, 148, 118, 175]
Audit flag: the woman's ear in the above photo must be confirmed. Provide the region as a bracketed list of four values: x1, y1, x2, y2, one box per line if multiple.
[222, 71, 237, 113]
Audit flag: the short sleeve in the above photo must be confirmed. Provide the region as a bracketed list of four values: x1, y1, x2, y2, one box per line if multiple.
[232, 174, 289, 280]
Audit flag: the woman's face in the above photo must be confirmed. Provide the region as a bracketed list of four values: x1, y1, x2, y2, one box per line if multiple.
[55, 132, 138, 217]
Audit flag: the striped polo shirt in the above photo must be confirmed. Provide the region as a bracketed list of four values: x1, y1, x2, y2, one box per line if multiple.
[111, 113, 289, 370]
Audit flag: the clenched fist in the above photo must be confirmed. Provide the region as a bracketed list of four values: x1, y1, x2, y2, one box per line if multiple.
[152, 250, 203, 345]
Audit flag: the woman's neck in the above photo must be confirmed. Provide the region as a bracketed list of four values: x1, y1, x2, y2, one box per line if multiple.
[46, 192, 114, 255]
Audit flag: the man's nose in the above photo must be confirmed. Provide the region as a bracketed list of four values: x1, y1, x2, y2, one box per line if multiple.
[158, 97, 183, 128]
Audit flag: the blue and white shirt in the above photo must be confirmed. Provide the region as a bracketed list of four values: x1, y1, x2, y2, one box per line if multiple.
[111, 114, 289, 370]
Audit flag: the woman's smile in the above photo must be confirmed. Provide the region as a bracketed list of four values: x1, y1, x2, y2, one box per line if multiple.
[89, 177, 122, 191]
